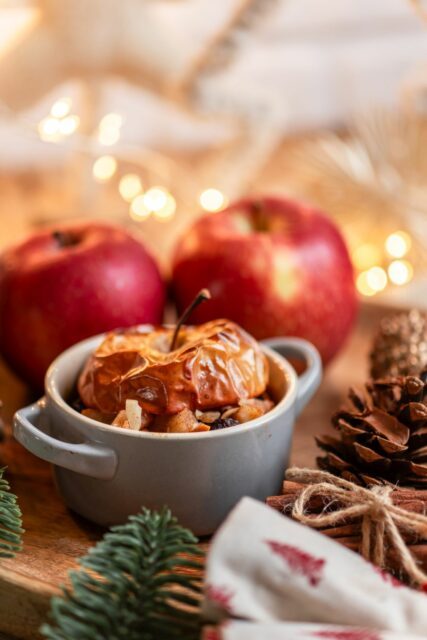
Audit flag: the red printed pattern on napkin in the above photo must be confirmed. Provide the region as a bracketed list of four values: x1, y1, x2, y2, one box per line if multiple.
[313, 631, 381, 640]
[201, 628, 221, 640]
[265, 540, 326, 586]
[373, 566, 403, 589]
[206, 584, 234, 614]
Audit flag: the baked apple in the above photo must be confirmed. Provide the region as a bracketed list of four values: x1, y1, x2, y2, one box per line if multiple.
[76, 291, 274, 433]
[78, 319, 268, 412]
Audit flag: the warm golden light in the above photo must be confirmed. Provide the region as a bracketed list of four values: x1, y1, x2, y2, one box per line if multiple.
[58, 114, 80, 136]
[388, 260, 414, 286]
[100, 113, 123, 129]
[50, 97, 71, 119]
[356, 271, 376, 297]
[130, 195, 151, 221]
[385, 231, 411, 258]
[98, 113, 123, 146]
[119, 174, 142, 202]
[199, 188, 227, 212]
[98, 128, 120, 146]
[356, 267, 388, 297]
[153, 194, 176, 221]
[366, 266, 388, 292]
[352, 243, 382, 271]
[38, 117, 60, 141]
[143, 187, 169, 212]
[92, 155, 117, 182]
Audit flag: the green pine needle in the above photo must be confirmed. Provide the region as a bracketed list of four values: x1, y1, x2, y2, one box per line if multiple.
[41, 508, 205, 640]
[0, 467, 24, 558]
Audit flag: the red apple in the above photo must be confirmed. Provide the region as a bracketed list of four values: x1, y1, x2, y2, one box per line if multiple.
[172, 196, 357, 364]
[0, 221, 165, 389]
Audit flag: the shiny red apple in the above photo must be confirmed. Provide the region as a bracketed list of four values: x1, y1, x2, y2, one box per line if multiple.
[0, 221, 165, 389]
[172, 196, 357, 364]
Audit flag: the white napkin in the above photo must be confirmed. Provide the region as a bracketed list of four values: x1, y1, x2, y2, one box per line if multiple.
[203, 498, 427, 637]
[202, 622, 426, 640]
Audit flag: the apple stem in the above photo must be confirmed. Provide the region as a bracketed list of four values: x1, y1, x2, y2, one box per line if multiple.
[170, 288, 211, 351]
[252, 200, 268, 232]
[52, 230, 78, 248]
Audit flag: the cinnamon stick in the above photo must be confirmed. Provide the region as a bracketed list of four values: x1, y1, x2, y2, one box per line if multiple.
[267, 480, 427, 578]
[267, 482, 427, 515]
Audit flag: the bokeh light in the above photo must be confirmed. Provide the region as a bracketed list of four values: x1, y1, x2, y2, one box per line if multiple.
[153, 193, 176, 221]
[199, 188, 227, 212]
[58, 115, 80, 136]
[119, 174, 142, 202]
[38, 117, 60, 141]
[366, 266, 388, 292]
[388, 259, 414, 286]
[92, 155, 118, 182]
[130, 194, 151, 221]
[385, 231, 411, 258]
[143, 187, 169, 212]
[98, 112, 122, 146]
[50, 97, 71, 119]
[356, 266, 388, 296]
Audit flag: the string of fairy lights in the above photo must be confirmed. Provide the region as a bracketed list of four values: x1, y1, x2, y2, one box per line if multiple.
[36, 95, 229, 221]
[28, 96, 418, 298]
[353, 231, 414, 297]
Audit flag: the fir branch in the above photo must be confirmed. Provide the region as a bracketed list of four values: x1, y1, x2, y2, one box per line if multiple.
[41, 508, 204, 640]
[0, 467, 24, 558]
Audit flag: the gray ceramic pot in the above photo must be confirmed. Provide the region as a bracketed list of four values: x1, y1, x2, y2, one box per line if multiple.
[13, 332, 322, 535]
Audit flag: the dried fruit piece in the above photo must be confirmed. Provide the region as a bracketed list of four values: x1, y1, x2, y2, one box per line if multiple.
[234, 404, 264, 423]
[221, 407, 239, 420]
[232, 396, 274, 423]
[112, 410, 130, 429]
[195, 410, 221, 424]
[210, 417, 240, 431]
[152, 408, 201, 433]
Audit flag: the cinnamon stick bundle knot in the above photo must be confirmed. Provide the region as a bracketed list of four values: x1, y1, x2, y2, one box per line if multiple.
[284, 467, 427, 588]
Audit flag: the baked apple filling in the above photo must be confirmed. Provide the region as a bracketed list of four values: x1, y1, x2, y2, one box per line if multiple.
[75, 319, 274, 433]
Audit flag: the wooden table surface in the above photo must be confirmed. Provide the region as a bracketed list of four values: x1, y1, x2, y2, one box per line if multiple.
[0, 304, 389, 640]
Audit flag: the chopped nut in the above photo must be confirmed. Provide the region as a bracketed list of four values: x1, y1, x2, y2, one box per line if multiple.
[233, 397, 274, 424]
[221, 407, 239, 420]
[126, 399, 142, 431]
[153, 408, 200, 433]
[195, 410, 221, 424]
[234, 404, 264, 423]
[193, 422, 211, 432]
[112, 410, 130, 429]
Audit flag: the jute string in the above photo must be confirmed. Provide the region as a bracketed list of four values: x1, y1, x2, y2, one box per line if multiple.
[285, 468, 427, 587]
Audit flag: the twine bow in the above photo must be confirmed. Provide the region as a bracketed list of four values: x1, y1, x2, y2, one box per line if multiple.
[285, 467, 427, 588]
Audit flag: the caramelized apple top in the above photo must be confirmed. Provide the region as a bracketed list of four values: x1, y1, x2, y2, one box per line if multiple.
[78, 320, 269, 415]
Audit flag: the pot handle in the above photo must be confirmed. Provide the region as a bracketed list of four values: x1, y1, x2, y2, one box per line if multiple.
[13, 398, 118, 480]
[261, 337, 322, 416]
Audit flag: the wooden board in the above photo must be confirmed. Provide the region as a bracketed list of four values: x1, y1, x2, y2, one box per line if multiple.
[0, 305, 389, 639]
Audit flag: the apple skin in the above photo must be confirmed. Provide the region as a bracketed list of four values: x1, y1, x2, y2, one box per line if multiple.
[0, 222, 165, 389]
[172, 196, 358, 364]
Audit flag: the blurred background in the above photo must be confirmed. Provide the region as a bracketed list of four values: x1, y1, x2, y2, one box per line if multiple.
[0, 0, 427, 307]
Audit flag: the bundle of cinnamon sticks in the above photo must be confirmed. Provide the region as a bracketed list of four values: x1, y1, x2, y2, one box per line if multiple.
[267, 480, 427, 576]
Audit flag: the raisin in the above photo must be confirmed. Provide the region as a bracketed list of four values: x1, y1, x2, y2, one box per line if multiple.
[210, 417, 239, 431]
[70, 396, 85, 413]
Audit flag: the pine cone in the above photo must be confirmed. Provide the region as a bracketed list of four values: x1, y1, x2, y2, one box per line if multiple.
[316, 370, 427, 487]
[370, 310, 427, 379]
